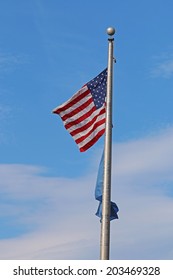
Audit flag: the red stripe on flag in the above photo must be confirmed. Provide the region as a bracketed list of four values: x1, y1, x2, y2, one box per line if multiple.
[64, 105, 96, 129]
[69, 107, 105, 136]
[53, 88, 90, 114]
[61, 97, 93, 121]
[79, 129, 105, 152]
[74, 118, 106, 144]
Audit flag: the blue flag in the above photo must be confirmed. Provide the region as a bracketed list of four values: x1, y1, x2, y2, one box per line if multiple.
[95, 153, 119, 221]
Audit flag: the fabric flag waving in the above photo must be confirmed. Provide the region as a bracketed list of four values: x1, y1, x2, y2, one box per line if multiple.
[52, 69, 107, 152]
[95, 152, 119, 221]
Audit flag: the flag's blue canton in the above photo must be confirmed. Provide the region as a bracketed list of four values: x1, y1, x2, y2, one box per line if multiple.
[87, 69, 107, 109]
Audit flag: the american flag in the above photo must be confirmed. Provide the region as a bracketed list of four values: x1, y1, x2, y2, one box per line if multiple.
[52, 69, 107, 152]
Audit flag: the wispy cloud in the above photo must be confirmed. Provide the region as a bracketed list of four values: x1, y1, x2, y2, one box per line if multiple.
[0, 127, 173, 259]
[0, 104, 12, 144]
[150, 52, 173, 78]
[0, 52, 27, 74]
[151, 60, 173, 78]
[0, 105, 11, 121]
[0, 51, 27, 143]
[111, 127, 173, 258]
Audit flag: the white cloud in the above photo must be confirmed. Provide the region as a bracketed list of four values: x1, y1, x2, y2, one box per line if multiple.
[111, 127, 173, 259]
[150, 52, 173, 78]
[151, 60, 173, 78]
[0, 51, 27, 143]
[113, 128, 173, 185]
[0, 105, 11, 120]
[1, 127, 173, 259]
[0, 52, 28, 74]
[0, 104, 12, 144]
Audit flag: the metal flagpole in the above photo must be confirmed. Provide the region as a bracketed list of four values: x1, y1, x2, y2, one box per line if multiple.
[100, 27, 115, 260]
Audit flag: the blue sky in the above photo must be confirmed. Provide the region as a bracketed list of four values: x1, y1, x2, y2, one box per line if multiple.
[1, 0, 173, 259]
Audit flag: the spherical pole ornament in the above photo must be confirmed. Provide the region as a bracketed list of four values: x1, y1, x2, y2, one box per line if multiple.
[107, 27, 115, 36]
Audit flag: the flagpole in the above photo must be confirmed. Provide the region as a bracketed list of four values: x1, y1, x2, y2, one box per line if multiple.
[100, 27, 115, 260]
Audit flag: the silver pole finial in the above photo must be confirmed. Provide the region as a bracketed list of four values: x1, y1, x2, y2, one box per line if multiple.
[107, 27, 115, 36]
